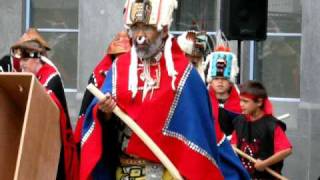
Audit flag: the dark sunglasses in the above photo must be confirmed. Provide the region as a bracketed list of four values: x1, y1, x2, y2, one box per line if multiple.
[11, 49, 41, 59]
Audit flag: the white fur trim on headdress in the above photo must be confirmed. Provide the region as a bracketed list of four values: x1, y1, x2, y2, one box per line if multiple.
[230, 53, 239, 83]
[177, 31, 194, 55]
[157, 0, 178, 31]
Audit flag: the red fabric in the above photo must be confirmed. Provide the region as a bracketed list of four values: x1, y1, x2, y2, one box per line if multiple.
[116, 40, 223, 179]
[74, 115, 85, 144]
[13, 57, 21, 71]
[230, 122, 292, 154]
[36, 63, 57, 84]
[223, 86, 242, 113]
[49, 91, 79, 180]
[209, 85, 241, 143]
[263, 98, 273, 115]
[38, 64, 79, 180]
[74, 54, 112, 145]
[76, 54, 113, 180]
[74, 54, 113, 145]
[213, 113, 225, 145]
[80, 105, 102, 180]
[92, 54, 113, 88]
[81, 39, 224, 180]
[274, 125, 292, 153]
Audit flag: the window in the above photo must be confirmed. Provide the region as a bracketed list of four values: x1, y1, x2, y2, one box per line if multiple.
[26, 0, 79, 89]
[172, 0, 218, 32]
[253, 36, 300, 98]
[251, 0, 301, 99]
[267, 0, 301, 33]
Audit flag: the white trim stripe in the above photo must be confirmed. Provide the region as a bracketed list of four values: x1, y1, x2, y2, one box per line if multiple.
[43, 73, 59, 88]
[81, 121, 95, 147]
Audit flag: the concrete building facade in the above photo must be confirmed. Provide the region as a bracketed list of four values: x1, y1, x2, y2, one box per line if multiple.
[0, 0, 319, 179]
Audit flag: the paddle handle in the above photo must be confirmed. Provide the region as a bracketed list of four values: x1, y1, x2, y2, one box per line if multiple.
[233, 146, 288, 180]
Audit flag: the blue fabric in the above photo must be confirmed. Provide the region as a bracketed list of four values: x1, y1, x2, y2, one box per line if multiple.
[83, 64, 249, 179]
[92, 161, 114, 180]
[82, 65, 116, 180]
[167, 68, 220, 161]
[167, 68, 249, 179]
[82, 65, 114, 138]
[82, 100, 95, 138]
[218, 139, 251, 180]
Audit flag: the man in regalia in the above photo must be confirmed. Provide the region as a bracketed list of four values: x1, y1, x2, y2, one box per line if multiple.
[80, 0, 249, 179]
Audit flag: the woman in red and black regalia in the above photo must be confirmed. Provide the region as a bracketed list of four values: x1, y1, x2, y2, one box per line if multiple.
[11, 28, 79, 180]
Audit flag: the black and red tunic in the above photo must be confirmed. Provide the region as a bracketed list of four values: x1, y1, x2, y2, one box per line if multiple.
[232, 115, 288, 179]
[37, 63, 79, 180]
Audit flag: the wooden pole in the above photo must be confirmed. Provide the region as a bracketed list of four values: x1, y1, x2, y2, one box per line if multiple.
[232, 146, 288, 180]
[86, 84, 183, 180]
[277, 113, 290, 120]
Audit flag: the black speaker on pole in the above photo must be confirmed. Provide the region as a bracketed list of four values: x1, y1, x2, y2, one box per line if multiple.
[220, 0, 268, 41]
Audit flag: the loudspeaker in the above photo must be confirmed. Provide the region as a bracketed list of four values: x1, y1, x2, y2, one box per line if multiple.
[220, 0, 268, 41]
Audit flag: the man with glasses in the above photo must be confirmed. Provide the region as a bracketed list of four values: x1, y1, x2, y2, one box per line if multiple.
[11, 28, 79, 180]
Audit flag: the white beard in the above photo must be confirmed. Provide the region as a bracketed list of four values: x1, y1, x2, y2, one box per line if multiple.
[134, 33, 163, 60]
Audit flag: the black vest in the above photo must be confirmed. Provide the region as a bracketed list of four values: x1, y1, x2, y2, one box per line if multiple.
[233, 115, 286, 179]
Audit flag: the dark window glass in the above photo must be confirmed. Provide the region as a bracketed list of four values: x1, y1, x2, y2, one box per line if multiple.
[268, 0, 301, 33]
[254, 36, 300, 98]
[41, 32, 78, 88]
[172, 0, 217, 31]
[31, 0, 79, 29]
[30, 0, 79, 88]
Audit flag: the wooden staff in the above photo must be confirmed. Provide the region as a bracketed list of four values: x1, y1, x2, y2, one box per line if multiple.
[86, 84, 183, 180]
[277, 113, 290, 120]
[232, 147, 288, 180]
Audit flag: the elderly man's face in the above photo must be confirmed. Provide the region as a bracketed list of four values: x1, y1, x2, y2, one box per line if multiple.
[130, 22, 164, 60]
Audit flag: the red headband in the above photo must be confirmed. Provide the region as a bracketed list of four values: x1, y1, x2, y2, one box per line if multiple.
[240, 92, 273, 115]
[240, 93, 258, 100]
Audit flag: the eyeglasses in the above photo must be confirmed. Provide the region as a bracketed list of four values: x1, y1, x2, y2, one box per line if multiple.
[11, 49, 41, 60]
